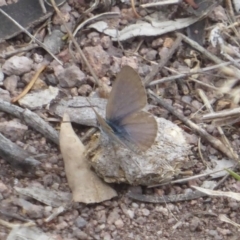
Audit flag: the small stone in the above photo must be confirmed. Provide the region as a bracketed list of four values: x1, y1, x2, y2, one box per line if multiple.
[0, 120, 28, 142]
[33, 53, 43, 63]
[56, 221, 68, 230]
[73, 229, 89, 239]
[43, 30, 64, 54]
[135, 216, 146, 225]
[101, 36, 111, 49]
[107, 208, 120, 224]
[18, 86, 59, 110]
[0, 181, 8, 193]
[57, 65, 86, 88]
[0, 68, 4, 84]
[78, 84, 92, 96]
[126, 209, 134, 219]
[191, 100, 202, 110]
[145, 49, 157, 61]
[142, 208, 150, 216]
[4, 75, 19, 93]
[102, 232, 111, 240]
[0, 88, 11, 102]
[152, 38, 164, 48]
[114, 219, 124, 228]
[131, 202, 139, 208]
[83, 45, 111, 77]
[189, 217, 200, 232]
[159, 47, 169, 58]
[2, 56, 33, 75]
[75, 216, 87, 228]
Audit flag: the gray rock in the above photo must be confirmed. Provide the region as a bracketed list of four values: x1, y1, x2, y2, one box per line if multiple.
[2, 56, 33, 75]
[75, 216, 87, 228]
[43, 30, 64, 55]
[58, 65, 86, 88]
[3, 75, 19, 93]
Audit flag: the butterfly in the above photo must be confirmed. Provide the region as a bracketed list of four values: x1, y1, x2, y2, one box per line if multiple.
[90, 66, 157, 154]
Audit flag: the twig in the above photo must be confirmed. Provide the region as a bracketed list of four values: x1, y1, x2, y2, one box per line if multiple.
[148, 90, 239, 161]
[144, 34, 183, 86]
[203, 107, 240, 121]
[0, 8, 62, 65]
[197, 89, 238, 161]
[11, 65, 46, 103]
[163, 66, 218, 91]
[0, 44, 39, 58]
[50, 0, 100, 85]
[0, 219, 35, 229]
[0, 100, 59, 145]
[177, 32, 240, 78]
[148, 165, 235, 188]
[130, 0, 141, 18]
[0, 133, 40, 169]
[148, 59, 240, 87]
[141, 0, 180, 8]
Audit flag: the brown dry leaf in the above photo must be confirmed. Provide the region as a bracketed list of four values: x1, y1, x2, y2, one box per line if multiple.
[59, 113, 117, 204]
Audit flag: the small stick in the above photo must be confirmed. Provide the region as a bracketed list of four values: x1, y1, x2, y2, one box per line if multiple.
[177, 32, 240, 78]
[0, 100, 59, 145]
[0, 44, 39, 58]
[0, 219, 35, 229]
[11, 65, 46, 103]
[197, 89, 238, 161]
[148, 59, 240, 87]
[203, 107, 240, 120]
[148, 165, 235, 188]
[0, 133, 40, 169]
[141, 0, 180, 8]
[130, 0, 141, 18]
[163, 66, 219, 91]
[148, 90, 238, 161]
[144, 34, 183, 86]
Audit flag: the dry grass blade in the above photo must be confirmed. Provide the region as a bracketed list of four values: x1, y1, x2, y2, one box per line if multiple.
[11, 65, 46, 103]
[219, 214, 240, 228]
[192, 186, 240, 201]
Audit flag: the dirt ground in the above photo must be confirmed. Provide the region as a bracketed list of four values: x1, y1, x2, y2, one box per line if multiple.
[0, 0, 240, 239]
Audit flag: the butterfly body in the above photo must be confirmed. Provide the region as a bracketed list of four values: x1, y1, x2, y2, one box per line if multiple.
[92, 66, 157, 154]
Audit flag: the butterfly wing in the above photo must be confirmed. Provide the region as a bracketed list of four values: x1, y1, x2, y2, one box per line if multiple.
[118, 111, 158, 152]
[106, 66, 147, 122]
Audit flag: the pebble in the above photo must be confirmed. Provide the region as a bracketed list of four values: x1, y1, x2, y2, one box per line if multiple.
[58, 65, 86, 88]
[73, 229, 89, 239]
[2, 56, 33, 75]
[126, 209, 134, 219]
[43, 30, 64, 54]
[75, 216, 87, 228]
[107, 208, 120, 224]
[102, 232, 111, 240]
[0, 181, 8, 193]
[114, 219, 124, 229]
[83, 45, 111, 77]
[142, 208, 150, 216]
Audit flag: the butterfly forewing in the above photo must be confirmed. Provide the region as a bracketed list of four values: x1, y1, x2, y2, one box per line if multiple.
[119, 111, 158, 151]
[106, 66, 147, 122]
